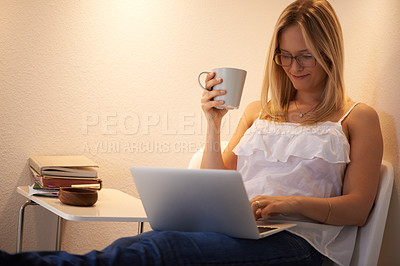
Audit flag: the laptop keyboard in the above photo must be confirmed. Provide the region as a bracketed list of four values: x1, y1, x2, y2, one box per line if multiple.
[258, 226, 277, 234]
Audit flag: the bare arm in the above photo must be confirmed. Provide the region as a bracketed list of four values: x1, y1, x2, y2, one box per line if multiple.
[251, 103, 383, 226]
[200, 89, 260, 170]
[328, 103, 383, 225]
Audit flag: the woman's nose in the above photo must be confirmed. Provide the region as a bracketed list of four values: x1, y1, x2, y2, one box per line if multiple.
[290, 59, 304, 72]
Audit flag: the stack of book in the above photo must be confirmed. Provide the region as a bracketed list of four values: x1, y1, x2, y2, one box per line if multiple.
[29, 155, 102, 195]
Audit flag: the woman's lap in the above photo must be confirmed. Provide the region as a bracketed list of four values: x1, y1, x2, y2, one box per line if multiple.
[1, 231, 322, 266]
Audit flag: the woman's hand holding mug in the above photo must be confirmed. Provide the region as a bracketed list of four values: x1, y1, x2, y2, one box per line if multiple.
[200, 72, 229, 127]
[199, 67, 247, 128]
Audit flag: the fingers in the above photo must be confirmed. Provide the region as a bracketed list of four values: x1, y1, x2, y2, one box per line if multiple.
[250, 196, 282, 220]
[201, 71, 225, 107]
[204, 72, 223, 91]
[201, 89, 226, 104]
[256, 201, 272, 219]
[250, 199, 264, 219]
[251, 200, 261, 212]
[201, 99, 224, 113]
[251, 200, 262, 220]
[201, 83, 226, 111]
[200, 71, 228, 121]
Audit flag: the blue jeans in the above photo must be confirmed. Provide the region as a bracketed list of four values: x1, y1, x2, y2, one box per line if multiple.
[1, 231, 322, 265]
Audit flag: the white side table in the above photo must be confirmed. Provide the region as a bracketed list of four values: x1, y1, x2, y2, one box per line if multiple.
[16, 186, 148, 252]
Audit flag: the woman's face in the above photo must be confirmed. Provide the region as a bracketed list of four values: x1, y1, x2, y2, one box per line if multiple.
[278, 25, 327, 94]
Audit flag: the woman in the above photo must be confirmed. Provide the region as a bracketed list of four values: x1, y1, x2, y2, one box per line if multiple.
[1, 0, 382, 265]
[201, 0, 382, 264]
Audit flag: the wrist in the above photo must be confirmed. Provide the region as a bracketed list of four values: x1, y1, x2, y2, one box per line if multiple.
[206, 122, 222, 135]
[290, 196, 303, 214]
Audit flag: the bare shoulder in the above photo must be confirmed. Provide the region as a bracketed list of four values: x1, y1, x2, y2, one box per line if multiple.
[347, 102, 380, 126]
[244, 100, 262, 113]
[242, 100, 262, 125]
[230, 100, 261, 141]
[344, 102, 382, 142]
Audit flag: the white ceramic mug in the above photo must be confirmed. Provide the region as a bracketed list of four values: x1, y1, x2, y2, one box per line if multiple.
[198, 67, 247, 110]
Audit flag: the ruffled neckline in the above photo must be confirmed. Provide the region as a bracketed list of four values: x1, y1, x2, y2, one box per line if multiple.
[244, 119, 346, 136]
[233, 119, 350, 164]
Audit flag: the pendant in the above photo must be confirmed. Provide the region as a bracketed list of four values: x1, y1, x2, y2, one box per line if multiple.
[299, 113, 304, 118]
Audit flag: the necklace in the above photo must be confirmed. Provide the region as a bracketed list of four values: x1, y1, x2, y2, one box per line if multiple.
[294, 101, 318, 118]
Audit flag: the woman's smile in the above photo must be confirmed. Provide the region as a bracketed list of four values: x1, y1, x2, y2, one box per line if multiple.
[290, 73, 310, 80]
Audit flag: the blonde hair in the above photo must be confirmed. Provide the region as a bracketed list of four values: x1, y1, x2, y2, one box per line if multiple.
[260, 0, 346, 123]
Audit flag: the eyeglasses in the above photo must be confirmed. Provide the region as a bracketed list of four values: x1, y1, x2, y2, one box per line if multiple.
[274, 53, 316, 68]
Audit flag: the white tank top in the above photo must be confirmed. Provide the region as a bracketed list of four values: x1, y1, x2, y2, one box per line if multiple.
[232, 103, 359, 266]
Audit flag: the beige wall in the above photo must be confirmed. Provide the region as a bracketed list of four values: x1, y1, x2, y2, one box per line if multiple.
[0, 0, 399, 264]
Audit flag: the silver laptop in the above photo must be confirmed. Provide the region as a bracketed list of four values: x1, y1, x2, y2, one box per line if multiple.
[130, 167, 296, 239]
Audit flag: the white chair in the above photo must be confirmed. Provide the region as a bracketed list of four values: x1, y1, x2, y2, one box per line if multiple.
[350, 160, 394, 266]
[187, 141, 229, 169]
[187, 146, 394, 266]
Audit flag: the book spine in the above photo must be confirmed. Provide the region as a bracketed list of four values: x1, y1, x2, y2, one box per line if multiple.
[29, 157, 43, 175]
[41, 178, 102, 189]
[31, 174, 44, 187]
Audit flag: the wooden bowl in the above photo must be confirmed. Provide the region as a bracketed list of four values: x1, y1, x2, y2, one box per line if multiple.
[58, 187, 98, 206]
